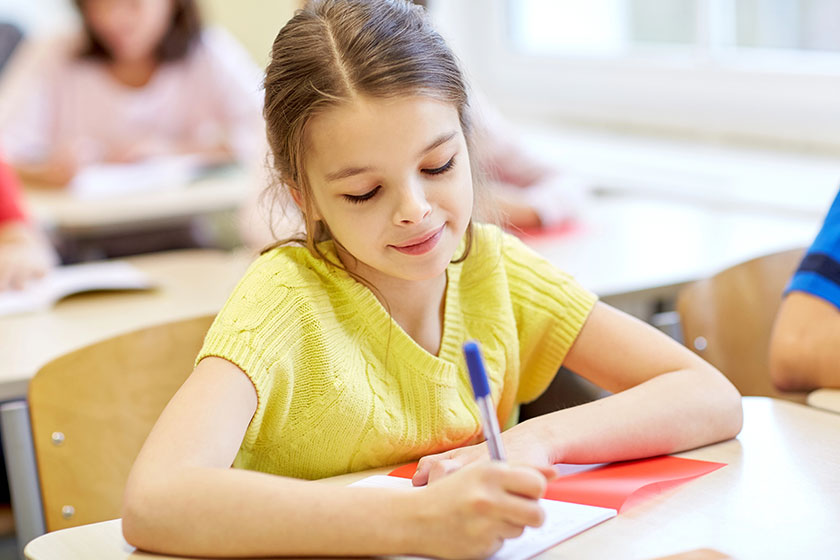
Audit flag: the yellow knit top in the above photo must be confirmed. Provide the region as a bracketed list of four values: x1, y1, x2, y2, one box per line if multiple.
[197, 223, 596, 480]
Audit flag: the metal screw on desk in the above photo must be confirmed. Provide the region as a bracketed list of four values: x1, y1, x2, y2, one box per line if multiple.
[62, 505, 75, 519]
[51, 432, 65, 446]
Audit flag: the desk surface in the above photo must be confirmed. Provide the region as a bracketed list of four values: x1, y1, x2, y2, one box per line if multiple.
[23, 397, 840, 560]
[807, 388, 840, 414]
[524, 196, 819, 298]
[0, 249, 253, 401]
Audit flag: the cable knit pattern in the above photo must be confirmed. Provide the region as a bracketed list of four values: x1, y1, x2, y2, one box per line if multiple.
[197, 223, 597, 480]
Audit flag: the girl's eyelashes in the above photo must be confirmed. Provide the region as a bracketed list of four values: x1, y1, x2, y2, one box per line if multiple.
[343, 185, 381, 204]
[422, 156, 455, 176]
[340, 156, 455, 203]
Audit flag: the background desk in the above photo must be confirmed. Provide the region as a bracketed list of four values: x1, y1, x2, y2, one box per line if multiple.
[524, 196, 819, 319]
[22, 397, 840, 560]
[0, 249, 253, 555]
[24, 170, 252, 236]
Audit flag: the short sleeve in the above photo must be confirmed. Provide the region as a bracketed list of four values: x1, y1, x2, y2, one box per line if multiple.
[500, 231, 598, 403]
[786, 188, 840, 310]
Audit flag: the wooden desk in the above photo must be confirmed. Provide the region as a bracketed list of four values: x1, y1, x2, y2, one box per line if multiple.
[0, 249, 253, 555]
[807, 388, 840, 414]
[22, 397, 840, 559]
[0, 249, 253, 401]
[25, 169, 254, 235]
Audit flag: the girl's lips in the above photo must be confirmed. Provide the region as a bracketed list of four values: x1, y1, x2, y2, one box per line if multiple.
[391, 225, 445, 255]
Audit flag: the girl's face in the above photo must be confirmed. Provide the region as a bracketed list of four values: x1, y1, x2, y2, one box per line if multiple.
[302, 95, 473, 288]
[83, 0, 174, 62]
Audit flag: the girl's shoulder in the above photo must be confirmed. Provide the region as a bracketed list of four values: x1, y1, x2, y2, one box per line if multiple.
[465, 222, 538, 268]
[238, 242, 352, 295]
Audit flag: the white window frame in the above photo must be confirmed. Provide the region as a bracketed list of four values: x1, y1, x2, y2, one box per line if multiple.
[429, 0, 840, 151]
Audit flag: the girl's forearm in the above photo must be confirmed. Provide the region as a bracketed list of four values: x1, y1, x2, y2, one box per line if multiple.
[122, 466, 420, 557]
[521, 368, 742, 465]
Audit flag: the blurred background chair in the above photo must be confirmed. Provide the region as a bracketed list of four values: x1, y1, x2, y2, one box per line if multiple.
[26, 314, 213, 534]
[676, 247, 807, 402]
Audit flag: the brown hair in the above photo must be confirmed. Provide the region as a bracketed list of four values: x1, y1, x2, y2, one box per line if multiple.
[74, 0, 202, 62]
[262, 0, 488, 264]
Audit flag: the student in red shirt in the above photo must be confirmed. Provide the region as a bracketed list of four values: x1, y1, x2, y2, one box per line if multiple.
[0, 157, 56, 290]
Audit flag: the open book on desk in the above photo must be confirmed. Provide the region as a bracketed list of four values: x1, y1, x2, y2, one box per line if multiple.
[379, 456, 726, 560]
[0, 261, 153, 317]
[351, 475, 615, 560]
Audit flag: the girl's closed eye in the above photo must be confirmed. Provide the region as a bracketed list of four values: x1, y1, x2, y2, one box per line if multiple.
[422, 156, 456, 176]
[343, 185, 381, 204]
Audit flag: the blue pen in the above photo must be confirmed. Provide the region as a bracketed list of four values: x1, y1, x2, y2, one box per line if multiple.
[463, 341, 507, 461]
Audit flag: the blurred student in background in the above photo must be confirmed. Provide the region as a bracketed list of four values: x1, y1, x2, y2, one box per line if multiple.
[769, 188, 840, 391]
[472, 95, 587, 231]
[0, 0, 263, 187]
[0, 156, 56, 290]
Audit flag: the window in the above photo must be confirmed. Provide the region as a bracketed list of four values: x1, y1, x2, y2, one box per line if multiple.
[509, 0, 840, 56]
[429, 0, 840, 150]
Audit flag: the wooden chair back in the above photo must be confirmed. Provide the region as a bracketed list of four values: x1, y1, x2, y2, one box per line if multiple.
[676, 248, 808, 402]
[27, 314, 214, 531]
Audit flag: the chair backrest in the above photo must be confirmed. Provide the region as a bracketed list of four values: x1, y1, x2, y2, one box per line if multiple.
[28, 314, 215, 532]
[676, 247, 807, 402]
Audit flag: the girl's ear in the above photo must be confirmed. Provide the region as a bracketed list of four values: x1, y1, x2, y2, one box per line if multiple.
[289, 186, 305, 208]
[289, 186, 322, 221]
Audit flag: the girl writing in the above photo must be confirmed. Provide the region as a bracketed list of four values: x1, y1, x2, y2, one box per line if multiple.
[123, 1, 742, 558]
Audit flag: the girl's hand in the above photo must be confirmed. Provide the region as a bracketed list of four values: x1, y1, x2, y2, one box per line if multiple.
[0, 224, 56, 290]
[412, 424, 556, 486]
[408, 460, 548, 560]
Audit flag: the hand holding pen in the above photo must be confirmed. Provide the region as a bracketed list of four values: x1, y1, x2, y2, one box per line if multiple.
[412, 340, 557, 486]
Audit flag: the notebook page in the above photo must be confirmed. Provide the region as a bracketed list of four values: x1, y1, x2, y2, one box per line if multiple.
[350, 475, 616, 560]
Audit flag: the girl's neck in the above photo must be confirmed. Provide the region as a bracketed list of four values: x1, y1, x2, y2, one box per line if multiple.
[389, 273, 447, 354]
[107, 58, 158, 88]
[362, 269, 448, 357]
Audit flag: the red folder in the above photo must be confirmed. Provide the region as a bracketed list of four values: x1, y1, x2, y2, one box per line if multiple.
[390, 455, 725, 513]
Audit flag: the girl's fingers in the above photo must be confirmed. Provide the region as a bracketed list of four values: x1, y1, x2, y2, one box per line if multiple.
[500, 465, 549, 500]
[499, 493, 546, 529]
[426, 458, 463, 484]
[413, 452, 453, 486]
[498, 520, 528, 540]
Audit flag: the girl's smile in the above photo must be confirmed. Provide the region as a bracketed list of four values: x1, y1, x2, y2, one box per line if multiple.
[389, 224, 445, 255]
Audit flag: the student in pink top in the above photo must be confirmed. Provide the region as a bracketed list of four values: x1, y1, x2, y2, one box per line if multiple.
[0, 156, 56, 289]
[1, 0, 263, 187]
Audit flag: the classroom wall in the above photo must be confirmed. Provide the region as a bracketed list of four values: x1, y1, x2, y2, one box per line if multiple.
[198, 0, 299, 68]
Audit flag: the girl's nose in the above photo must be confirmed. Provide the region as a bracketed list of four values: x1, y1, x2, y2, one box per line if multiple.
[394, 182, 432, 225]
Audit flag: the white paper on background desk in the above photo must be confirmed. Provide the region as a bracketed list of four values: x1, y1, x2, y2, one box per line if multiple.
[69, 156, 206, 199]
[0, 261, 153, 316]
[349, 475, 616, 560]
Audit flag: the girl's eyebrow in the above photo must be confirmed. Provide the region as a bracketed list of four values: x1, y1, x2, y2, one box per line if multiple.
[418, 131, 457, 156]
[324, 130, 458, 183]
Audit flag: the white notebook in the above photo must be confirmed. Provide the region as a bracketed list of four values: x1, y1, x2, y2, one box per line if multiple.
[0, 261, 153, 317]
[350, 475, 616, 560]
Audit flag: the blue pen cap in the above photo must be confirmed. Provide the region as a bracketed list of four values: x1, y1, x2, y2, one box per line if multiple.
[463, 341, 491, 398]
